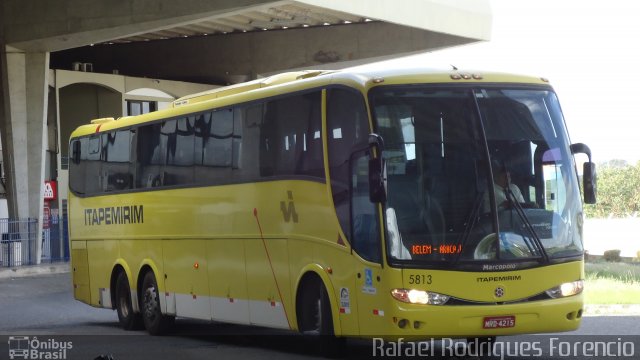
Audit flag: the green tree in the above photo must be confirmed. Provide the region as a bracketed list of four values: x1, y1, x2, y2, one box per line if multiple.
[584, 160, 640, 218]
[600, 159, 629, 169]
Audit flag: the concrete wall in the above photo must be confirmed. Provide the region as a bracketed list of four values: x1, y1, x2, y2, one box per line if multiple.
[55, 69, 214, 157]
[58, 84, 121, 156]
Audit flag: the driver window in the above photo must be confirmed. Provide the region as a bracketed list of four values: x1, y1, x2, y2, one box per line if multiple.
[326, 87, 371, 256]
[351, 152, 381, 263]
[541, 148, 567, 213]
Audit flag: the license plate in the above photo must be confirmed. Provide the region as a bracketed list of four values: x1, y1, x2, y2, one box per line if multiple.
[483, 316, 515, 329]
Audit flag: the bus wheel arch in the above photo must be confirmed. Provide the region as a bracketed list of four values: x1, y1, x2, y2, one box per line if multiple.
[295, 267, 342, 336]
[296, 269, 346, 356]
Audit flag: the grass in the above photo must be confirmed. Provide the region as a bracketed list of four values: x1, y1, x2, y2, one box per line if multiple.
[584, 261, 640, 304]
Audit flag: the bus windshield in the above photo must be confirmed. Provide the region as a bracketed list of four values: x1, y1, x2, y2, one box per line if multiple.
[370, 86, 584, 268]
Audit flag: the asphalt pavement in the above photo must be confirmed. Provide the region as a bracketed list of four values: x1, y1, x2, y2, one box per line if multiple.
[1, 271, 639, 360]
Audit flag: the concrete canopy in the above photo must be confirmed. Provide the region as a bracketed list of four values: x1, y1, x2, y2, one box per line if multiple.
[0, 0, 491, 263]
[46, 0, 492, 84]
[4, 0, 491, 53]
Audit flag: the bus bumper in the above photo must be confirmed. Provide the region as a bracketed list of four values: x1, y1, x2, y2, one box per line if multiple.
[372, 294, 583, 339]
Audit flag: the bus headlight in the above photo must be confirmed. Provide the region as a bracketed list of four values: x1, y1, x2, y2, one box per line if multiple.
[545, 280, 584, 298]
[391, 289, 450, 305]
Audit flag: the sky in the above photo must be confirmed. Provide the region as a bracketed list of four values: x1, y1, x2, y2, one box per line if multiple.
[360, 0, 640, 164]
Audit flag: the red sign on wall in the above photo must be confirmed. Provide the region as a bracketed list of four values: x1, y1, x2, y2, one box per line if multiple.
[43, 204, 50, 229]
[44, 181, 57, 200]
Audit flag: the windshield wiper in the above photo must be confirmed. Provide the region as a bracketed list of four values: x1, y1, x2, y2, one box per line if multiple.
[504, 188, 549, 262]
[453, 191, 484, 265]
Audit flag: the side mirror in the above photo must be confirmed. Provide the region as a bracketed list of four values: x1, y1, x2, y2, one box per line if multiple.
[71, 140, 81, 164]
[570, 143, 597, 204]
[368, 133, 387, 203]
[582, 162, 597, 204]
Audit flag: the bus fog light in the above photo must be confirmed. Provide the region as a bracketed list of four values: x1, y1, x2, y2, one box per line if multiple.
[391, 289, 450, 305]
[545, 280, 584, 298]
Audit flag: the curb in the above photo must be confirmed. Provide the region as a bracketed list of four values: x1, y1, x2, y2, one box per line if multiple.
[0, 262, 70, 279]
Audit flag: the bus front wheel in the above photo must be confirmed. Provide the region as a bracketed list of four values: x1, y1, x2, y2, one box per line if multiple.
[140, 271, 174, 335]
[115, 271, 143, 330]
[298, 276, 344, 356]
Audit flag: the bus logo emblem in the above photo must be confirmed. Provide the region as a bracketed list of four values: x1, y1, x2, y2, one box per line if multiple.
[495, 286, 505, 298]
[280, 191, 299, 223]
[8, 336, 29, 359]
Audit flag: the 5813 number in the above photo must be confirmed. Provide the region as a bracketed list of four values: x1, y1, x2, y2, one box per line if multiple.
[408, 274, 432, 285]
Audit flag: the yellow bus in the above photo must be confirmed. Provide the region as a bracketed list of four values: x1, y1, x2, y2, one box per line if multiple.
[68, 68, 596, 344]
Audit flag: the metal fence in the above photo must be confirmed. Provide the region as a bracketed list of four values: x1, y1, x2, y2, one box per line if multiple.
[0, 217, 70, 267]
[0, 219, 38, 267]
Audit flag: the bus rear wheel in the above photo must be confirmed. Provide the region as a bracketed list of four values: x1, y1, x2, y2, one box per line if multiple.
[140, 271, 174, 335]
[115, 271, 143, 330]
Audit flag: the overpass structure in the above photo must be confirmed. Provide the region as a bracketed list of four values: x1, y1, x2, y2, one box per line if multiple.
[0, 0, 491, 263]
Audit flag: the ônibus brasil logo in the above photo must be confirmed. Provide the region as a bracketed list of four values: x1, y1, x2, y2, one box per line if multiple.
[7, 336, 72, 360]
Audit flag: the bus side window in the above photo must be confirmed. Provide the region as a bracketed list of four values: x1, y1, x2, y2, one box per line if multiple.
[300, 92, 323, 178]
[104, 129, 134, 191]
[194, 108, 237, 185]
[137, 123, 166, 188]
[237, 104, 263, 182]
[207, 109, 233, 168]
[260, 91, 323, 179]
[69, 139, 86, 194]
[232, 106, 243, 170]
[351, 152, 382, 263]
[165, 117, 195, 186]
[84, 135, 102, 194]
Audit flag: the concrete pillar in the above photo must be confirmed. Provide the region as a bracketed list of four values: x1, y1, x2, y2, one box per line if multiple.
[0, 46, 49, 264]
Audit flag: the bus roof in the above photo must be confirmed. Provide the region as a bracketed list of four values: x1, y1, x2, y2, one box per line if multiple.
[172, 70, 334, 108]
[71, 67, 550, 139]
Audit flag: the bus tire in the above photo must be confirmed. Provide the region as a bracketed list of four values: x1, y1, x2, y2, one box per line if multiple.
[298, 276, 345, 357]
[140, 271, 174, 335]
[115, 271, 143, 330]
